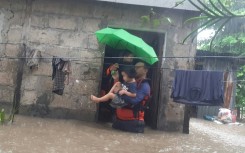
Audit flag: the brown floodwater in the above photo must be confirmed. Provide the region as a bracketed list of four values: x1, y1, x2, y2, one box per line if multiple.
[0, 115, 244, 153]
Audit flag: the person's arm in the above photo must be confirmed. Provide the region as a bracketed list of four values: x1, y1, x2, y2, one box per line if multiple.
[119, 90, 136, 97]
[106, 63, 119, 76]
[123, 82, 150, 105]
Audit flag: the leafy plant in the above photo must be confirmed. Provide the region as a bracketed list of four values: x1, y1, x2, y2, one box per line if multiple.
[236, 66, 245, 108]
[0, 108, 5, 124]
[181, 0, 245, 51]
[140, 8, 173, 28]
[198, 33, 245, 55]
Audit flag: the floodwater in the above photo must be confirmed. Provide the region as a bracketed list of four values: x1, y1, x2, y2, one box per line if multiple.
[0, 115, 244, 153]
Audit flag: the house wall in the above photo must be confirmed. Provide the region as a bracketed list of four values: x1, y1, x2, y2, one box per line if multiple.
[0, 0, 199, 130]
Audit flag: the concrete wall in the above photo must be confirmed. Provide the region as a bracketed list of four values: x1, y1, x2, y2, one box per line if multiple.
[0, 0, 198, 130]
[154, 9, 199, 130]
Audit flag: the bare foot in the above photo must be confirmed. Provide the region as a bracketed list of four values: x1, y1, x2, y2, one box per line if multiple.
[90, 95, 100, 103]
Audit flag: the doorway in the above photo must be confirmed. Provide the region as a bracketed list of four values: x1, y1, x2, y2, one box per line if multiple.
[96, 28, 165, 128]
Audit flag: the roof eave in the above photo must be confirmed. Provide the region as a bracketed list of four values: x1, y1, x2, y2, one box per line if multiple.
[95, 0, 200, 11]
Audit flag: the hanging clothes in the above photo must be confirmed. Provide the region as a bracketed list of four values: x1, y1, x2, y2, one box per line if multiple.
[223, 71, 233, 108]
[26, 49, 41, 69]
[52, 57, 72, 95]
[171, 70, 224, 106]
[62, 61, 72, 84]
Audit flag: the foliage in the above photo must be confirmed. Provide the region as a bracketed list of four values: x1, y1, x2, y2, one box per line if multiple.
[140, 8, 173, 28]
[0, 108, 5, 124]
[182, 0, 245, 50]
[236, 66, 245, 107]
[175, 0, 245, 109]
[198, 33, 245, 55]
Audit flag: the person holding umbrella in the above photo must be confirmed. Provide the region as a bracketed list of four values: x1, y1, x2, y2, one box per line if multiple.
[95, 28, 156, 131]
[94, 61, 151, 133]
[96, 27, 157, 97]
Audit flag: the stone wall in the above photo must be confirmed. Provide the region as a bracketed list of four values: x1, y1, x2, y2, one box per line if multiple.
[154, 9, 199, 130]
[0, 0, 103, 121]
[0, 0, 198, 129]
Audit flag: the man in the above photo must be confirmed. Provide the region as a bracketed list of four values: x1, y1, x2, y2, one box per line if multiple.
[112, 62, 151, 133]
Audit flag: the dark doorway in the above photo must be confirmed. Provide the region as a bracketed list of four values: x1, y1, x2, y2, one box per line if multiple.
[97, 29, 165, 128]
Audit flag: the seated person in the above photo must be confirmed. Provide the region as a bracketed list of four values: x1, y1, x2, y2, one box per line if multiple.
[100, 63, 119, 98]
[91, 67, 137, 108]
[112, 62, 151, 133]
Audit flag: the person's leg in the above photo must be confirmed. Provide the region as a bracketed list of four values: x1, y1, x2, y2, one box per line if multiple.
[112, 119, 145, 133]
[108, 82, 121, 94]
[91, 93, 116, 103]
[110, 95, 128, 108]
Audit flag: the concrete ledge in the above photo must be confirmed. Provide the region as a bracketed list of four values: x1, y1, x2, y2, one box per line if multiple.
[158, 121, 183, 132]
[19, 104, 96, 122]
[1, 102, 96, 122]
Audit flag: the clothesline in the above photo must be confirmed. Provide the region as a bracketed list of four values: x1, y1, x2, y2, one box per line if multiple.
[1, 56, 245, 59]
[1, 43, 244, 59]
[2, 55, 245, 82]
[102, 62, 233, 71]
[0, 42, 89, 50]
[102, 63, 244, 82]
[0, 56, 244, 72]
[1, 42, 244, 59]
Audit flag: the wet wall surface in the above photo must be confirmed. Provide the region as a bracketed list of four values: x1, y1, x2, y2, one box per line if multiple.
[0, 116, 244, 153]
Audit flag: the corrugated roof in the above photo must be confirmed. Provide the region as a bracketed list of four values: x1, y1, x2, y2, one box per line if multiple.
[95, 0, 199, 11]
[195, 50, 245, 63]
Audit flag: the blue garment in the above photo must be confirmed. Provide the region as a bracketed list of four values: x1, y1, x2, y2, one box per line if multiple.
[121, 81, 137, 100]
[123, 80, 150, 105]
[122, 82, 137, 94]
[171, 70, 224, 106]
[110, 82, 137, 108]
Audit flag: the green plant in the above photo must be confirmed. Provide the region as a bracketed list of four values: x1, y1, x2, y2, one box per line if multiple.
[183, 0, 245, 51]
[236, 66, 245, 108]
[0, 108, 5, 124]
[198, 33, 245, 55]
[140, 8, 173, 28]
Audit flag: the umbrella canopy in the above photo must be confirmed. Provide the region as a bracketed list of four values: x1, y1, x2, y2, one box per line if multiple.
[95, 27, 158, 65]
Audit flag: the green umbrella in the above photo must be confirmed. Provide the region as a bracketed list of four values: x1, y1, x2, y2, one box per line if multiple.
[95, 27, 158, 65]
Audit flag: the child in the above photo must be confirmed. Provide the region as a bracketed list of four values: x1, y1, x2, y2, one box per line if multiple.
[100, 51, 134, 97]
[91, 67, 137, 108]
